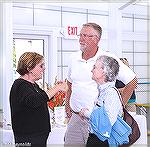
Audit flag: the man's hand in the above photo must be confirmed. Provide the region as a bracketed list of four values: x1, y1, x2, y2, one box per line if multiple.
[79, 108, 89, 120]
[65, 80, 72, 122]
[66, 107, 72, 118]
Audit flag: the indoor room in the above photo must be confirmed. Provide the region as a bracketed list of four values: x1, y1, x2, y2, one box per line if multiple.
[0, 1, 150, 146]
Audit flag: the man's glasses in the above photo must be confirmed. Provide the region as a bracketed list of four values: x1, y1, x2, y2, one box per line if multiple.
[77, 33, 98, 38]
[120, 58, 128, 61]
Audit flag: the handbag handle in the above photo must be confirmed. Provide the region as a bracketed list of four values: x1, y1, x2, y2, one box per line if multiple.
[112, 87, 125, 108]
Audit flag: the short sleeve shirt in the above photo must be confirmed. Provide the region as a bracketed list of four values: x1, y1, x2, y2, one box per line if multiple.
[67, 49, 136, 112]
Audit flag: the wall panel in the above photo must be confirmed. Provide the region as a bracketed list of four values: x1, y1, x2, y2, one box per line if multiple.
[13, 7, 33, 25]
[34, 9, 61, 27]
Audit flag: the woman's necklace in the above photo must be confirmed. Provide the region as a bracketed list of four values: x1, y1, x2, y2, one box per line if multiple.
[32, 83, 39, 93]
[19, 76, 39, 92]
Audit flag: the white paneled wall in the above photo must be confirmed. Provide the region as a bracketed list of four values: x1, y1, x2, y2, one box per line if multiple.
[62, 13, 87, 28]
[122, 41, 133, 52]
[34, 9, 61, 27]
[61, 39, 79, 51]
[98, 39, 109, 52]
[134, 66, 148, 79]
[135, 41, 148, 52]
[134, 18, 148, 32]
[122, 17, 134, 32]
[134, 53, 148, 65]
[12, 3, 149, 104]
[13, 7, 33, 25]
[88, 14, 108, 30]
[57, 52, 75, 66]
[121, 4, 149, 103]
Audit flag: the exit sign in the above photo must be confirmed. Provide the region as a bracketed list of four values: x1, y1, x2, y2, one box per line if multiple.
[67, 26, 78, 36]
[60, 26, 80, 39]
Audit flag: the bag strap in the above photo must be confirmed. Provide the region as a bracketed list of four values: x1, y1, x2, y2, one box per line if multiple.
[112, 87, 127, 119]
[112, 87, 125, 108]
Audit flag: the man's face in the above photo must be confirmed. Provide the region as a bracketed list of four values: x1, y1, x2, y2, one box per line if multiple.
[78, 26, 99, 52]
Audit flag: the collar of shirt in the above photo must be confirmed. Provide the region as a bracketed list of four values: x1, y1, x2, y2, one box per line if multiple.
[98, 81, 116, 95]
[76, 48, 106, 62]
[95, 81, 116, 106]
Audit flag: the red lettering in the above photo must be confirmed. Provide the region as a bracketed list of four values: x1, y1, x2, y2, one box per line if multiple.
[75, 27, 77, 35]
[68, 26, 78, 35]
[68, 26, 71, 35]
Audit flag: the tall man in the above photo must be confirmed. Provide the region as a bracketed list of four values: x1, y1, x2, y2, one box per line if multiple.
[64, 22, 137, 146]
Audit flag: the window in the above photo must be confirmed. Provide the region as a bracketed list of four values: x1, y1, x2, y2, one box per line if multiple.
[13, 34, 48, 85]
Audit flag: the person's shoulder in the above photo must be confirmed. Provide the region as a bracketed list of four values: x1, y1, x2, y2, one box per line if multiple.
[104, 87, 119, 103]
[13, 79, 30, 87]
[10, 79, 25, 91]
[97, 49, 118, 59]
[13, 78, 23, 85]
[102, 50, 119, 59]
[98, 50, 125, 67]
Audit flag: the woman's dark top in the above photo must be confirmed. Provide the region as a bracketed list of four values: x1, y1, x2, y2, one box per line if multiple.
[9, 78, 51, 136]
[115, 80, 136, 103]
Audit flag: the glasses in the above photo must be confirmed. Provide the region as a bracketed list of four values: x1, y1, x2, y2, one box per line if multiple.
[120, 58, 128, 61]
[77, 33, 98, 38]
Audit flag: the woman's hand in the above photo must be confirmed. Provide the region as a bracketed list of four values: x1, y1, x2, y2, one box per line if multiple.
[57, 80, 68, 92]
[46, 80, 68, 99]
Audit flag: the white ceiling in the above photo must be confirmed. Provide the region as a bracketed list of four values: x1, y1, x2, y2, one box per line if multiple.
[44, 0, 148, 11]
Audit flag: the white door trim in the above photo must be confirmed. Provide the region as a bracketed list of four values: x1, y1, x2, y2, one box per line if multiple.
[13, 25, 61, 85]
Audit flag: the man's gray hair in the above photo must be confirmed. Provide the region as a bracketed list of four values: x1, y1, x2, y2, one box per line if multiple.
[83, 22, 102, 39]
[97, 55, 119, 82]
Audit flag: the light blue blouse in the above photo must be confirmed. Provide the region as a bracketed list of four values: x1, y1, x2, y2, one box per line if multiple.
[89, 81, 123, 131]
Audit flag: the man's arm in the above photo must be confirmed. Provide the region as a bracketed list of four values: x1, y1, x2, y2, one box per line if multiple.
[119, 77, 137, 105]
[65, 80, 72, 119]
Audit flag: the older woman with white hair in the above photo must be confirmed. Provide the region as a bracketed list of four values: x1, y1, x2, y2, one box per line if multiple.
[79, 55, 123, 147]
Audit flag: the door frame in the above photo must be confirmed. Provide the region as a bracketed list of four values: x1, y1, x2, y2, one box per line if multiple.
[13, 25, 61, 85]
[13, 34, 49, 84]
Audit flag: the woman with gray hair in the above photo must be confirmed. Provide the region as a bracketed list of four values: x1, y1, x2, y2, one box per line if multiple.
[79, 55, 123, 146]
